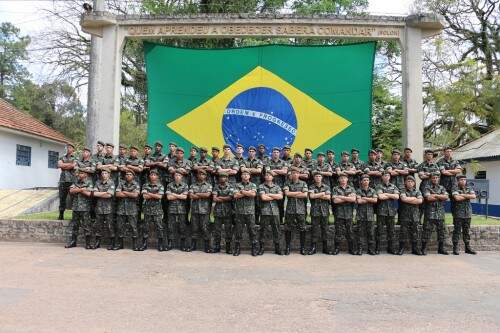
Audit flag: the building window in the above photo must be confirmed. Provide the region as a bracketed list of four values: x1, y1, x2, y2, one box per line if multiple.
[16, 144, 31, 166]
[475, 170, 486, 179]
[48, 151, 59, 169]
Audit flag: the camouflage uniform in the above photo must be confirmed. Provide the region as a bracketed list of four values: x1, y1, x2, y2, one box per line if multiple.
[92, 178, 116, 238]
[303, 158, 317, 183]
[332, 185, 356, 246]
[385, 160, 408, 190]
[58, 154, 76, 213]
[351, 159, 364, 189]
[189, 181, 213, 242]
[233, 181, 258, 242]
[399, 188, 423, 244]
[115, 180, 140, 239]
[438, 158, 462, 194]
[356, 187, 377, 252]
[212, 183, 235, 245]
[309, 183, 331, 243]
[363, 160, 384, 189]
[150, 151, 167, 185]
[91, 152, 104, 183]
[125, 157, 145, 186]
[265, 158, 288, 223]
[193, 158, 214, 185]
[216, 157, 239, 184]
[311, 162, 333, 188]
[283, 180, 308, 232]
[337, 162, 355, 187]
[99, 154, 119, 185]
[417, 161, 440, 192]
[376, 182, 400, 251]
[451, 186, 474, 244]
[403, 158, 419, 178]
[69, 178, 93, 237]
[142, 182, 165, 239]
[422, 184, 448, 242]
[165, 182, 189, 243]
[116, 154, 129, 182]
[258, 182, 282, 244]
[326, 159, 338, 189]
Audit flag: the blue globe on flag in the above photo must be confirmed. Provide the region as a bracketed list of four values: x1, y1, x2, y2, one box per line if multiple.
[222, 87, 297, 153]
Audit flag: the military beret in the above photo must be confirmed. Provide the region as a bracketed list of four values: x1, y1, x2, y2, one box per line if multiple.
[168, 142, 177, 147]
[144, 144, 152, 149]
[443, 146, 453, 151]
[258, 144, 266, 148]
[222, 144, 231, 150]
[272, 147, 281, 152]
[316, 152, 325, 157]
[197, 169, 207, 175]
[312, 171, 323, 177]
[341, 151, 350, 156]
[66, 143, 75, 148]
[304, 148, 313, 153]
[241, 169, 250, 175]
[456, 174, 467, 180]
[211, 146, 220, 152]
[264, 170, 274, 176]
[149, 169, 159, 176]
[406, 175, 415, 181]
[125, 169, 135, 176]
[424, 149, 434, 154]
[199, 147, 208, 153]
[97, 141, 105, 146]
[294, 153, 302, 158]
[376, 148, 383, 153]
[369, 149, 377, 155]
[282, 145, 291, 150]
[338, 173, 348, 178]
[190, 146, 198, 152]
[404, 147, 412, 152]
[392, 149, 401, 155]
[129, 145, 138, 151]
[119, 144, 127, 149]
[289, 166, 301, 173]
[83, 147, 91, 152]
[218, 172, 228, 177]
[382, 170, 391, 176]
[326, 149, 334, 154]
[351, 148, 359, 154]
[176, 147, 185, 153]
[360, 174, 370, 180]
[236, 143, 244, 149]
[105, 143, 114, 148]
[155, 141, 163, 147]
[248, 146, 256, 151]
[431, 171, 441, 177]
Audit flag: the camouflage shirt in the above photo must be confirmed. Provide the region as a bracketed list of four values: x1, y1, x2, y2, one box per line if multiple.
[189, 181, 213, 214]
[438, 158, 462, 192]
[284, 180, 308, 215]
[417, 160, 440, 191]
[241, 158, 263, 185]
[141, 182, 164, 216]
[212, 183, 234, 217]
[403, 158, 419, 177]
[93, 179, 115, 214]
[332, 185, 356, 219]
[308, 183, 331, 217]
[265, 158, 288, 187]
[337, 162, 355, 186]
[399, 188, 423, 222]
[311, 162, 333, 188]
[75, 158, 96, 175]
[192, 158, 214, 184]
[258, 183, 282, 216]
[115, 180, 140, 216]
[91, 152, 104, 166]
[363, 160, 384, 189]
[99, 154, 119, 183]
[376, 182, 400, 217]
[385, 160, 408, 190]
[233, 181, 257, 215]
[452, 186, 474, 219]
[58, 154, 76, 183]
[70, 178, 93, 212]
[168, 158, 192, 183]
[166, 182, 189, 214]
[351, 159, 365, 188]
[423, 184, 448, 220]
[356, 187, 377, 222]
[150, 152, 167, 182]
[216, 157, 239, 183]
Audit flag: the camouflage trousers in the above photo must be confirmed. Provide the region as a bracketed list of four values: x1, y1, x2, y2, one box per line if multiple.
[167, 213, 189, 241]
[259, 215, 281, 243]
[58, 182, 72, 211]
[334, 217, 353, 244]
[376, 215, 395, 245]
[422, 218, 445, 242]
[399, 218, 420, 243]
[452, 217, 471, 244]
[190, 213, 210, 241]
[356, 219, 375, 250]
[117, 214, 138, 239]
[213, 215, 233, 243]
[234, 214, 257, 242]
[93, 213, 115, 238]
[144, 214, 165, 239]
[310, 215, 330, 242]
[285, 214, 306, 233]
[69, 211, 91, 237]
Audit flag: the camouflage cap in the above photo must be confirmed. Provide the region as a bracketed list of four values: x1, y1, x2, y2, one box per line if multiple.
[190, 146, 198, 152]
[264, 170, 274, 176]
[66, 143, 75, 148]
[293, 152, 302, 158]
[369, 149, 377, 155]
[443, 146, 453, 151]
[97, 140, 105, 146]
[404, 147, 412, 152]
[424, 149, 434, 154]
[129, 145, 139, 151]
[218, 172, 228, 178]
[304, 148, 313, 153]
[382, 170, 391, 176]
[149, 169, 159, 176]
[105, 142, 114, 148]
[351, 148, 359, 154]
[211, 146, 220, 152]
[222, 144, 231, 150]
[236, 143, 244, 149]
[360, 173, 370, 180]
[316, 152, 325, 157]
[241, 169, 251, 175]
[119, 144, 127, 149]
[168, 142, 177, 147]
[197, 169, 207, 175]
[282, 145, 291, 150]
[431, 171, 441, 177]
[272, 147, 281, 152]
[176, 147, 185, 153]
[248, 146, 256, 151]
[376, 148, 383, 153]
[326, 149, 334, 154]
[456, 174, 467, 180]
[124, 169, 135, 176]
[312, 171, 323, 177]
[154, 141, 163, 147]
[144, 144, 152, 149]
[199, 147, 208, 153]
[405, 175, 415, 181]
[392, 148, 401, 155]
[258, 144, 266, 149]
[289, 166, 301, 173]
[174, 169, 184, 176]
[341, 151, 350, 156]
[83, 147, 91, 152]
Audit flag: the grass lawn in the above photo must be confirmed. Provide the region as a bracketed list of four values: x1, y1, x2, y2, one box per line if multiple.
[16, 210, 500, 225]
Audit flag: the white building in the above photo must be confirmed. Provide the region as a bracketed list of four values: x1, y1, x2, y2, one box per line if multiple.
[0, 99, 72, 189]
[453, 129, 500, 217]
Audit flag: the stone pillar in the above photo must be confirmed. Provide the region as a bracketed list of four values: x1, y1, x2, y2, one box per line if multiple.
[401, 27, 424, 162]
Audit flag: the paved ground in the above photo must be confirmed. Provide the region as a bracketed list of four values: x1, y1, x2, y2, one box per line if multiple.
[0, 242, 499, 333]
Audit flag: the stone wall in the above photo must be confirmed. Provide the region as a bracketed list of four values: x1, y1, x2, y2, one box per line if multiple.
[0, 219, 499, 251]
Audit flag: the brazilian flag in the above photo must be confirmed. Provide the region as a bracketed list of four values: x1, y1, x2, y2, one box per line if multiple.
[145, 42, 375, 156]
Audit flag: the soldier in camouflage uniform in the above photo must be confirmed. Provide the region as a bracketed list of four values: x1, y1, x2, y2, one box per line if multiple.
[232, 170, 258, 256]
[326, 149, 338, 189]
[210, 147, 221, 186]
[150, 141, 168, 185]
[98, 144, 119, 185]
[376, 148, 385, 165]
[116, 144, 129, 182]
[336, 151, 356, 187]
[189, 170, 213, 253]
[331, 174, 357, 255]
[451, 175, 477, 255]
[403, 147, 418, 179]
[65, 169, 93, 249]
[192, 147, 214, 185]
[363, 149, 384, 189]
[233, 143, 245, 182]
[241, 146, 264, 225]
[355, 174, 377, 255]
[212, 173, 234, 254]
[188, 146, 198, 185]
[265, 147, 288, 224]
[166, 171, 190, 251]
[417, 149, 440, 192]
[216, 145, 239, 184]
[91, 140, 105, 184]
[281, 145, 293, 164]
[398, 176, 423, 255]
[257, 144, 270, 164]
[303, 148, 317, 183]
[350, 148, 364, 189]
[385, 149, 409, 191]
[308, 172, 331, 255]
[375, 171, 399, 254]
[91, 169, 116, 250]
[141, 170, 165, 251]
[258, 171, 283, 255]
[115, 170, 141, 251]
[283, 167, 309, 255]
[124, 146, 146, 247]
[312, 152, 333, 189]
[289, 153, 309, 182]
[438, 146, 463, 214]
[57, 143, 76, 220]
[422, 172, 449, 255]
[141, 144, 153, 186]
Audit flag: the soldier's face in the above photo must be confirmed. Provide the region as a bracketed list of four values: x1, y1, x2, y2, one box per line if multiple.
[431, 175, 440, 184]
[291, 171, 299, 181]
[404, 150, 412, 159]
[377, 152, 384, 160]
[190, 149, 197, 157]
[327, 152, 334, 160]
[314, 174, 322, 183]
[144, 147, 151, 155]
[67, 146, 74, 154]
[212, 150, 219, 158]
[78, 172, 86, 180]
[283, 149, 290, 156]
[425, 152, 433, 161]
[223, 148, 231, 156]
[305, 151, 312, 159]
[174, 173, 183, 182]
[119, 148, 126, 156]
[242, 173, 250, 182]
[259, 147, 265, 154]
[392, 153, 400, 162]
[248, 149, 256, 158]
[352, 152, 359, 160]
[169, 144, 176, 153]
[130, 149, 138, 158]
[105, 146, 113, 155]
[458, 178, 467, 187]
[272, 150, 280, 159]
[444, 149, 452, 159]
[219, 176, 227, 184]
[83, 150, 90, 159]
[264, 174, 273, 182]
[125, 173, 134, 182]
[200, 151, 207, 159]
[97, 144, 104, 152]
[236, 147, 244, 155]
[405, 179, 415, 189]
[339, 176, 348, 186]
[101, 171, 110, 180]
[342, 155, 349, 162]
[149, 173, 159, 182]
[382, 174, 391, 183]
[197, 173, 207, 182]
[176, 151, 184, 159]
[293, 156, 301, 164]
[369, 153, 376, 161]
[155, 145, 162, 152]
[317, 155, 324, 163]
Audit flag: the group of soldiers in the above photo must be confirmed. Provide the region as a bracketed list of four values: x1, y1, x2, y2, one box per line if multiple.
[58, 140, 477, 256]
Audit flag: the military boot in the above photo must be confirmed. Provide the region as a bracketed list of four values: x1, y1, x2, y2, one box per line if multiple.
[180, 238, 186, 251]
[368, 246, 376, 255]
[284, 231, 291, 255]
[58, 210, 64, 221]
[421, 241, 427, 256]
[107, 237, 116, 250]
[356, 244, 363, 256]
[213, 241, 221, 253]
[112, 237, 124, 250]
[157, 238, 165, 252]
[257, 241, 264, 256]
[299, 232, 307, 255]
[411, 241, 422, 255]
[465, 242, 477, 255]
[132, 238, 141, 251]
[190, 239, 197, 252]
[225, 241, 232, 254]
[387, 241, 395, 255]
[331, 242, 340, 255]
[438, 241, 449, 255]
[308, 242, 317, 255]
[233, 242, 241, 256]
[374, 240, 380, 255]
[322, 241, 329, 254]
[64, 235, 77, 248]
[453, 241, 459, 255]
[251, 241, 258, 256]
[204, 240, 212, 253]
[165, 239, 173, 251]
[274, 242, 282, 255]
[348, 241, 356, 255]
[397, 241, 405, 255]
[92, 236, 101, 250]
[139, 238, 148, 251]
[85, 236, 92, 250]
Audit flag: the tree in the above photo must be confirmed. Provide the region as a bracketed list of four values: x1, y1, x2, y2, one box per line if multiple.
[0, 22, 30, 98]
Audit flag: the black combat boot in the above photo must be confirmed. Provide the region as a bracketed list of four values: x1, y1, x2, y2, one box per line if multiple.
[387, 241, 395, 255]
[58, 210, 64, 221]
[300, 232, 307, 255]
[112, 237, 124, 250]
[251, 241, 258, 256]
[225, 241, 232, 254]
[107, 237, 116, 250]
[356, 243, 363, 256]
[284, 231, 291, 255]
[157, 238, 165, 252]
[85, 236, 92, 250]
[233, 242, 241, 256]
[397, 241, 405, 255]
[64, 235, 77, 248]
[348, 241, 356, 255]
[180, 238, 186, 251]
[92, 236, 101, 250]
[464, 242, 477, 255]
[331, 242, 340, 255]
[213, 241, 221, 253]
[132, 238, 141, 251]
[420, 241, 427, 256]
[368, 246, 376, 255]
[308, 242, 317, 255]
[204, 240, 212, 253]
[257, 241, 264, 256]
[374, 240, 380, 255]
[274, 242, 282, 255]
[139, 238, 147, 251]
[322, 241, 329, 254]
[438, 241, 449, 255]
[185, 240, 192, 252]
[190, 239, 197, 252]
[411, 241, 422, 255]
[165, 239, 173, 251]
[453, 241, 459, 255]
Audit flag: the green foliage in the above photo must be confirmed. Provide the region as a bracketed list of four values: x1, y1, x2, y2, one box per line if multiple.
[119, 109, 147, 148]
[291, 0, 368, 15]
[0, 22, 30, 98]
